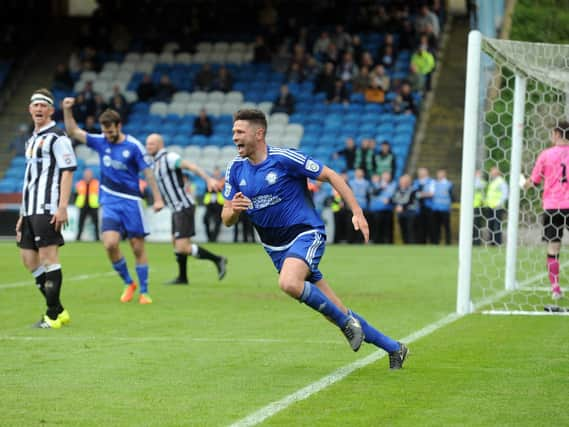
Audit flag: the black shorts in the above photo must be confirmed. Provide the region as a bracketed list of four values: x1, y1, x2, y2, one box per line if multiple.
[542, 209, 569, 242]
[17, 214, 64, 250]
[171, 206, 195, 239]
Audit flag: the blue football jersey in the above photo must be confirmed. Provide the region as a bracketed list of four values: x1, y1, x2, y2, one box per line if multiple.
[223, 146, 326, 246]
[86, 133, 151, 203]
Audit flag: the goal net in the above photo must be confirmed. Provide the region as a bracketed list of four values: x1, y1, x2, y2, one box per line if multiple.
[457, 30, 569, 315]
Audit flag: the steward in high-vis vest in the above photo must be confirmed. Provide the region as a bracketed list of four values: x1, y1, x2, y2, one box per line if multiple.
[473, 169, 487, 246]
[74, 168, 100, 241]
[203, 184, 225, 243]
[483, 166, 508, 245]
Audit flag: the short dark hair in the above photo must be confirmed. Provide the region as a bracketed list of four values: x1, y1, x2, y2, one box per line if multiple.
[99, 109, 122, 126]
[555, 120, 569, 139]
[233, 109, 267, 130]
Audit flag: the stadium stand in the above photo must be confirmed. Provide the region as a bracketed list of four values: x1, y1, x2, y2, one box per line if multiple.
[0, 0, 443, 219]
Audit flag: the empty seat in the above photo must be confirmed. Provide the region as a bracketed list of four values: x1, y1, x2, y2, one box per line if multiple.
[225, 91, 244, 104]
[172, 91, 192, 103]
[207, 91, 225, 104]
[184, 145, 202, 159]
[175, 52, 193, 64]
[149, 102, 168, 116]
[167, 102, 187, 116]
[124, 52, 141, 63]
[269, 112, 289, 125]
[213, 41, 230, 53]
[285, 123, 304, 139]
[191, 91, 208, 103]
[142, 52, 158, 63]
[203, 102, 221, 116]
[196, 41, 214, 53]
[158, 51, 175, 64]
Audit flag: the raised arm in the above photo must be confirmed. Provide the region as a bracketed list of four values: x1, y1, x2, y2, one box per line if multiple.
[317, 165, 369, 243]
[61, 97, 88, 144]
[179, 159, 221, 192]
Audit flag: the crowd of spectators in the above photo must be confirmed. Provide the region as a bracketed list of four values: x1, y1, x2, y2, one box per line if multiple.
[323, 164, 454, 245]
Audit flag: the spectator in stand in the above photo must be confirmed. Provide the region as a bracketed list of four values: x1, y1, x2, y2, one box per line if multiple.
[333, 137, 357, 171]
[347, 168, 370, 244]
[313, 61, 336, 95]
[136, 74, 156, 102]
[155, 73, 177, 102]
[290, 43, 310, 74]
[322, 42, 340, 66]
[352, 65, 371, 94]
[419, 25, 439, 54]
[368, 172, 396, 244]
[370, 64, 391, 92]
[326, 78, 350, 105]
[375, 141, 396, 177]
[415, 3, 440, 40]
[364, 78, 386, 104]
[354, 138, 376, 179]
[379, 44, 396, 71]
[337, 51, 359, 84]
[52, 63, 74, 92]
[71, 93, 89, 124]
[108, 84, 127, 106]
[377, 33, 398, 68]
[312, 31, 331, 61]
[350, 34, 364, 65]
[398, 19, 416, 51]
[304, 56, 321, 81]
[413, 167, 434, 244]
[84, 115, 99, 133]
[430, 168, 453, 245]
[393, 81, 417, 115]
[92, 94, 109, 120]
[392, 173, 420, 244]
[359, 51, 376, 71]
[108, 93, 130, 122]
[195, 64, 215, 92]
[332, 24, 352, 54]
[79, 80, 97, 114]
[270, 84, 295, 115]
[193, 108, 213, 136]
[410, 44, 435, 91]
[214, 65, 234, 93]
[253, 35, 272, 64]
[408, 62, 426, 93]
[285, 62, 305, 84]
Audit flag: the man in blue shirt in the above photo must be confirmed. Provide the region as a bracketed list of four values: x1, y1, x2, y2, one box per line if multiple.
[221, 109, 408, 369]
[62, 98, 164, 304]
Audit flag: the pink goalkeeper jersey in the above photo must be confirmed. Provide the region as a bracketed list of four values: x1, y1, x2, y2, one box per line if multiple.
[531, 145, 569, 209]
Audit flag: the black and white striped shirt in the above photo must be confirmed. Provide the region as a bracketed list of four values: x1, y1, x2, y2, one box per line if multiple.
[152, 148, 193, 211]
[21, 121, 77, 216]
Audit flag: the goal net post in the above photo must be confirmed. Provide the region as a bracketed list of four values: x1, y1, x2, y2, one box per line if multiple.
[458, 30, 569, 316]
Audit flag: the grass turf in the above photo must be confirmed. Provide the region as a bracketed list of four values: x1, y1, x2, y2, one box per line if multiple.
[1, 242, 567, 426]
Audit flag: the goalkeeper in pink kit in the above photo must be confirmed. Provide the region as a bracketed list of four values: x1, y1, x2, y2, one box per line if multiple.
[524, 121, 569, 300]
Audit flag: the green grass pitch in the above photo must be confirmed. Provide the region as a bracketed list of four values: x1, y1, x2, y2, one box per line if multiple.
[1, 242, 568, 426]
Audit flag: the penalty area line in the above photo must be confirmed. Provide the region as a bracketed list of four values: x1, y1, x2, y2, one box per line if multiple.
[228, 312, 462, 427]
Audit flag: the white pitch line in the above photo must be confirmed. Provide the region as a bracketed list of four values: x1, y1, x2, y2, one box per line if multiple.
[0, 335, 344, 345]
[0, 271, 117, 290]
[228, 312, 462, 427]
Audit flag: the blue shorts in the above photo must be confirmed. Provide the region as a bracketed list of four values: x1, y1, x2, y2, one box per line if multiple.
[263, 230, 326, 283]
[101, 197, 149, 238]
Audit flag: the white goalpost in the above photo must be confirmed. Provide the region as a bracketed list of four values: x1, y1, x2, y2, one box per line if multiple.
[458, 30, 569, 316]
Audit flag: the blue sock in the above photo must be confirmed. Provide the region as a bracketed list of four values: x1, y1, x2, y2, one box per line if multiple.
[112, 258, 133, 285]
[136, 264, 149, 294]
[299, 282, 350, 328]
[350, 310, 399, 352]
